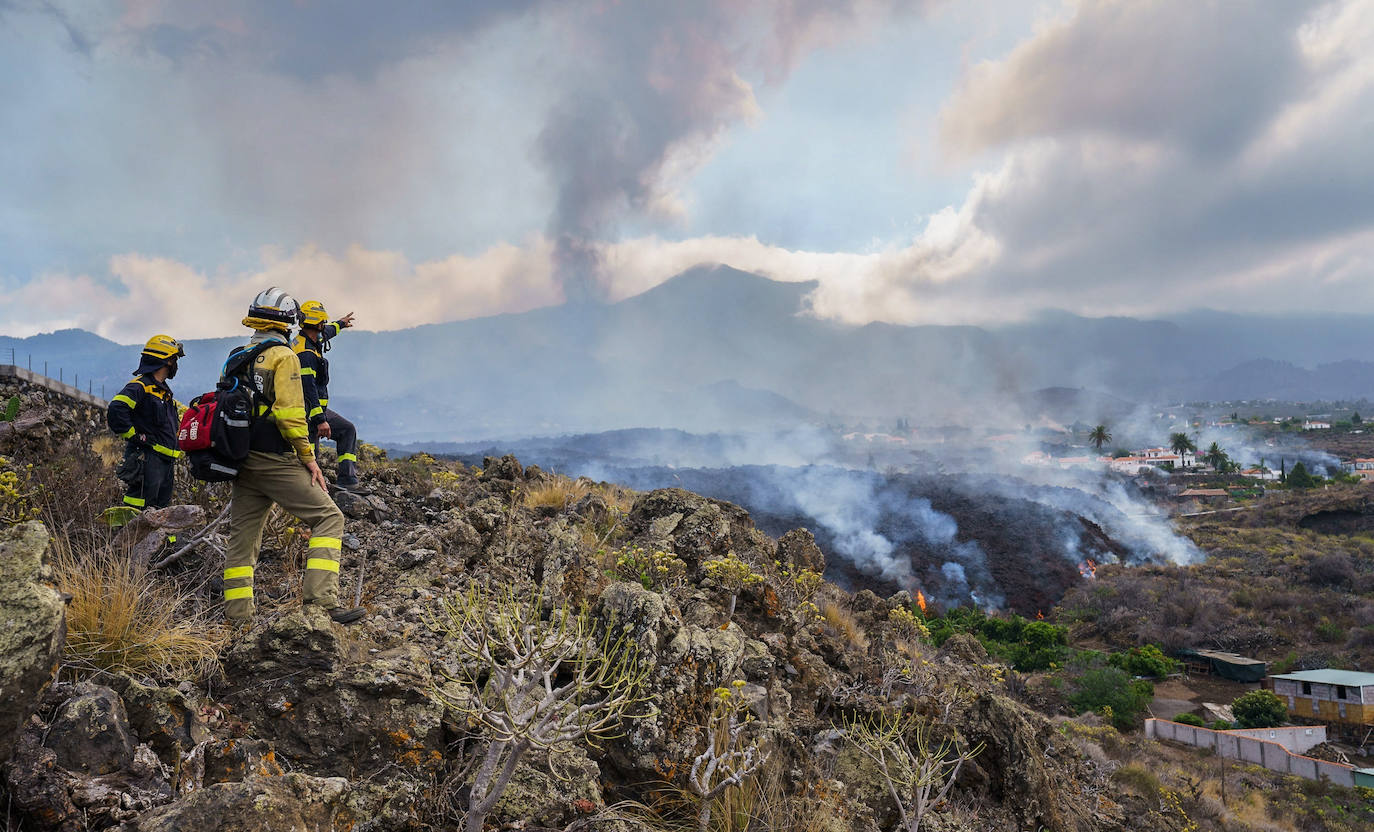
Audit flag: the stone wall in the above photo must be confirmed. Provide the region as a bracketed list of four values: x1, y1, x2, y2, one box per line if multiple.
[0, 365, 107, 408]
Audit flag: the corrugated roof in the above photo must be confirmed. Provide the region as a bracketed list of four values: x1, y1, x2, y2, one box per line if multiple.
[1272, 669, 1374, 686]
[1180, 649, 1266, 666]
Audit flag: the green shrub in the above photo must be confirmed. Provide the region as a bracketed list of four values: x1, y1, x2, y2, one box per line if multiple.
[927, 606, 1068, 671]
[1107, 644, 1179, 678]
[1110, 763, 1161, 801]
[1173, 713, 1205, 727]
[1233, 689, 1288, 729]
[1, 395, 18, 422]
[1210, 719, 1232, 730]
[1316, 618, 1345, 642]
[1067, 667, 1154, 731]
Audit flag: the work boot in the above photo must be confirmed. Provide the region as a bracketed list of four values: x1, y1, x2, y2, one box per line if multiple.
[329, 606, 366, 624]
[336, 459, 360, 490]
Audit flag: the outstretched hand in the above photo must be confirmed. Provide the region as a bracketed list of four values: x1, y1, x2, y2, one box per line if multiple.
[338, 312, 356, 328]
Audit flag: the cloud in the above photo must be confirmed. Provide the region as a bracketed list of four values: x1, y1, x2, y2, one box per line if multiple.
[532, 0, 933, 299]
[801, 0, 1374, 325]
[6, 0, 1374, 334]
[117, 0, 546, 80]
[0, 240, 556, 342]
[1, 1, 932, 298]
[939, 2, 1317, 160]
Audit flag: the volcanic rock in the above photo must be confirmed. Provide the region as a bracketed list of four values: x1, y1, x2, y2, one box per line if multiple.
[221, 608, 444, 781]
[109, 675, 209, 767]
[45, 685, 137, 776]
[777, 527, 826, 573]
[125, 773, 350, 832]
[0, 521, 66, 763]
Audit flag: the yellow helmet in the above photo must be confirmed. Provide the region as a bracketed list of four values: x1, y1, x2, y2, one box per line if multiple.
[141, 334, 185, 361]
[242, 286, 298, 331]
[297, 300, 329, 328]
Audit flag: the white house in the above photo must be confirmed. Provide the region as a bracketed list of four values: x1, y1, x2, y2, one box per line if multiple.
[1343, 459, 1374, 483]
[1304, 420, 1332, 430]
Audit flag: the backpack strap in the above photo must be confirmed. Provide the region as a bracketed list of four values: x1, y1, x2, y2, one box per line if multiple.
[222, 341, 277, 380]
[219, 342, 281, 418]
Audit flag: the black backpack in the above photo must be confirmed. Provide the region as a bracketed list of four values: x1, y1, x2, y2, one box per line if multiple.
[181, 342, 275, 482]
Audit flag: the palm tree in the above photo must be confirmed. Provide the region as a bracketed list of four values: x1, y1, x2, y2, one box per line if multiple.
[1169, 432, 1197, 467]
[1088, 425, 1112, 452]
[1203, 441, 1229, 472]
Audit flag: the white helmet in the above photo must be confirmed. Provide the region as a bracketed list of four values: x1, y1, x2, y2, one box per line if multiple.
[243, 286, 299, 331]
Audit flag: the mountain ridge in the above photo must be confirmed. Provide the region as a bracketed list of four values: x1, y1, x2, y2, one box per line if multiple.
[4, 265, 1374, 440]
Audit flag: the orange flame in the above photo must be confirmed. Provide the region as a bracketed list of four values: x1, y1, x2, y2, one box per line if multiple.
[1036, 609, 1045, 620]
[1078, 559, 1098, 580]
[916, 590, 928, 616]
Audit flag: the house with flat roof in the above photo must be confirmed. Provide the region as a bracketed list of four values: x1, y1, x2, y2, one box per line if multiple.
[1270, 669, 1374, 727]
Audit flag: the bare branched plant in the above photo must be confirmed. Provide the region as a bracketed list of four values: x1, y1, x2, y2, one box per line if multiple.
[433, 586, 654, 832]
[688, 682, 770, 832]
[843, 710, 984, 832]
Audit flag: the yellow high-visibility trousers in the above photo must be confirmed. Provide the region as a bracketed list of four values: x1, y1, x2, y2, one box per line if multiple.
[223, 451, 346, 621]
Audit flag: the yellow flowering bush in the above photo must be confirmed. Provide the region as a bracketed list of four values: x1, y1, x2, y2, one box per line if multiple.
[610, 544, 687, 591]
[888, 606, 932, 642]
[0, 455, 38, 525]
[768, 558, 824, 625]
[704, 552, 765, 626]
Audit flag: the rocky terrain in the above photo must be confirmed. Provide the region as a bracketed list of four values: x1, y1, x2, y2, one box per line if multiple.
[3, 379, 1373, 831]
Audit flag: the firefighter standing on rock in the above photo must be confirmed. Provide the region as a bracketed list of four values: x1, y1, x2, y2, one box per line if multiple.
[292, 300, 361, 489]
[220, 287, 364, 625]
[107, 335, 185, 518]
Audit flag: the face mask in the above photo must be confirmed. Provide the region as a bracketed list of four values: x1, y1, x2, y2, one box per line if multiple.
[165, 360, 179, 379]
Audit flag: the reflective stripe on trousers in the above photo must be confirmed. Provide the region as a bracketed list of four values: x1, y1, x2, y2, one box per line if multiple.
[224, 451, 348, 620]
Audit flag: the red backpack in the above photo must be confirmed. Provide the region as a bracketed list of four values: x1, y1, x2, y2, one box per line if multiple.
[177, 394, 218, 451]
[178, 342, 274, 481]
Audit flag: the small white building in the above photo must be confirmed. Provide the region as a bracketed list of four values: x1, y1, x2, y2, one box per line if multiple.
[1343, 459, 1374, 483]
[1304, 420, 1332, 430]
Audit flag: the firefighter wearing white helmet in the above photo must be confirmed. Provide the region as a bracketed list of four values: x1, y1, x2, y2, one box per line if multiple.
[292, 299, 360, 488]
[107, 334, 185, 513]
[221, 287, 364, 625]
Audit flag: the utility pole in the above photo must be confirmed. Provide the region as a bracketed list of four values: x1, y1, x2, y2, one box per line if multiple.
[1219, 750, 1225, 807]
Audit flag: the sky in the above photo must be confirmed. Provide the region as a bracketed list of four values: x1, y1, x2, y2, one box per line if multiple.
[1, 0, 1372, 342]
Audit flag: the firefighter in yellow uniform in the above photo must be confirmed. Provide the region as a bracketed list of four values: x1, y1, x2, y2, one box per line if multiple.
[221, 287, 365, 625]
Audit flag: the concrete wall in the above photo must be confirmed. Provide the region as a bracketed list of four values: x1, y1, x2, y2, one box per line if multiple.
[1228, 725, 1327, 755]
[1147, 719, 1354, 787]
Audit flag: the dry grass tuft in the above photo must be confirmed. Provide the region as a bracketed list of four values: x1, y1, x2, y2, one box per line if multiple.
[53, 537, 228, 681]
[821, 599, 869, 652]
[595, 481, 637, 516]
[526, 475, 592, 510]
[90, 434, 124, 467]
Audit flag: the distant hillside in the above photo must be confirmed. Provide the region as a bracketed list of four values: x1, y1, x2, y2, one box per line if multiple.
[5, 266, 1374, 441]
[1203, 358, 1374, 401]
